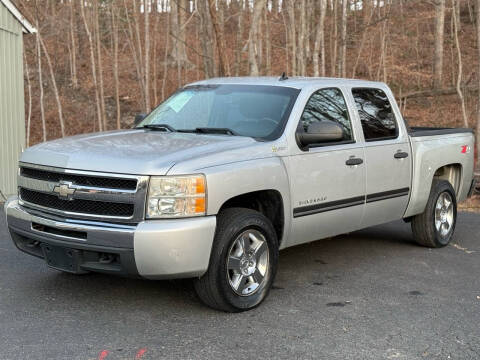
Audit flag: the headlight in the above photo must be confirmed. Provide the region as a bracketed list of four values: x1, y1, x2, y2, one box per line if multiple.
[146, 175, 206, 218]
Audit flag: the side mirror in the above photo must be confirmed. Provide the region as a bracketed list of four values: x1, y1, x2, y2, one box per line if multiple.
[134, 113, 147, 126]
[297, 120, 344, 148]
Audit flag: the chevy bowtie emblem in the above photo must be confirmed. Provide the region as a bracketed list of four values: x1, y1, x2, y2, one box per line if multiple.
[53, 182, 76, 200]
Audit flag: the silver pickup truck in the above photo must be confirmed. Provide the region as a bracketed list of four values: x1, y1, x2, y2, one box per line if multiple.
[5, 77, 476, 312]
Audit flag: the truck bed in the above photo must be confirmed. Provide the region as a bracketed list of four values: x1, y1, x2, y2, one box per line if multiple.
[409, 127, 473, 137]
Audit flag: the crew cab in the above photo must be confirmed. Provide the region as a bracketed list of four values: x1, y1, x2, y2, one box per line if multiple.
[5, 77, 476, 312]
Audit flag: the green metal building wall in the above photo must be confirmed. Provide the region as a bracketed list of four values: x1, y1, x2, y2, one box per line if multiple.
[0, 1, 25, 198]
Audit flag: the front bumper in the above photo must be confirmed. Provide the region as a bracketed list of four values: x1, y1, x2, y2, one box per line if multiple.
[4, 198, 216, 279]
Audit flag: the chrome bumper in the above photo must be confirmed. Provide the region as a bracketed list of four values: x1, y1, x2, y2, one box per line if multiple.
[5, 197, 216, 279]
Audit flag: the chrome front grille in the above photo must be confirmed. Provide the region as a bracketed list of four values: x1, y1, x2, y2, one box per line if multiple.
[20, 167, 138, 190]
[18, 163, 149, 223]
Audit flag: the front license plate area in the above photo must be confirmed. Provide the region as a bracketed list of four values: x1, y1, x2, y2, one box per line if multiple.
[41, 244, 83, 273]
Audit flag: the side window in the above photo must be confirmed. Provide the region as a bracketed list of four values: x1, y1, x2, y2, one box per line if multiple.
[351, 88, 398, 141]
[299, 88, 353, 142]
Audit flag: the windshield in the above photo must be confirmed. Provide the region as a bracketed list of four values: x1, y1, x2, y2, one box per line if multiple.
[137, 84, 300, 140]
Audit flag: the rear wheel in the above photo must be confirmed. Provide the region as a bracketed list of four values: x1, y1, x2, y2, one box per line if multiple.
[411, 180, 457, 248]
[194, 208, 278, 312]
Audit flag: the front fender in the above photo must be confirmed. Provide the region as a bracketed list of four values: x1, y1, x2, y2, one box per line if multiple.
[196, 157, 291, 249]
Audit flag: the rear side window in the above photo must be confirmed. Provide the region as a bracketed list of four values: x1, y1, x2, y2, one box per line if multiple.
[351, 88, 398, 141]
[299, 88, 353, 141]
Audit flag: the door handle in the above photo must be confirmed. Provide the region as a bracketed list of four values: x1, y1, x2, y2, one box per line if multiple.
[394, 151, 409, 159]
[346, 157, 363, 166]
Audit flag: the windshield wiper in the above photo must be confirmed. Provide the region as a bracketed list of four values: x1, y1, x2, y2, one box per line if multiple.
[140, 124, 176, 132]
[179, 127, 238, 136]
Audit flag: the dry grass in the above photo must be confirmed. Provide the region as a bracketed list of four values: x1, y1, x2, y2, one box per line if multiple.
[459, 195, 480, 213]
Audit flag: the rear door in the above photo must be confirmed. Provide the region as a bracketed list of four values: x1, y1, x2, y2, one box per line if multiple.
[350, 87, 412, 227]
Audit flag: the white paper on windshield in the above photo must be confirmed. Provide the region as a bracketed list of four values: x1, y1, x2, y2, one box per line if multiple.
[167, 91, 194, 113]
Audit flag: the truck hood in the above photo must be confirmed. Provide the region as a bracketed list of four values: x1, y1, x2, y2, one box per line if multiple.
[20, 130, 258, 175]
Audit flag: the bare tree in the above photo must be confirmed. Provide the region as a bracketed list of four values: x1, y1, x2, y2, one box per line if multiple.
[247, 0, 268, 76]
[313, 0, 326, 77]
[264, 9, 272, 75]
[197, 0, 215, 78]
[331, 0, 338, 76]
[352, 3, 374, 78]
[94, 0, 107, 130]
[170, 0, 188, 85]
[35, 23, 46, 142]
[433, 0, 445, 89]
[208, 0, 230, 76]
[452, 0, 468, 127]
[339, 0, 348, 77]
[111, 2, 121, 129]
[24, 50, 32, 147]
[234, 3, 244, 76]
[80, 0, 103, 131]
[38, 33, 65, 138]
[286, 0, 296, 75]
[477, 0, 480, 165]
[153, 4, 160, 104]
[69, 0, 78, 87]
[124, 0, 146, 111]
[298, 0, 306, 75]
[144, 0, 151, 112]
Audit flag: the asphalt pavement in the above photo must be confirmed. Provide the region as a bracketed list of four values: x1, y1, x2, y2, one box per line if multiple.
[1, 208, 480, 360]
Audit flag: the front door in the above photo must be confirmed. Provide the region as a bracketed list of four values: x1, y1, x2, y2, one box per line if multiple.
[350, 87, 412, 227]
[285, 87, 366, 247]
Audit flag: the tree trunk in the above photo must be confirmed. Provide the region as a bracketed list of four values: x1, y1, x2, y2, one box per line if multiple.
[248, 0, 268, 76]
[339, 0, 348, 77]
[24, 49, 32, 147]
[38, 33, 65, 138]
[455, 0, 461, 31]
[452, 0, 469, 127]
[298, 0, 306, 76]
[153, 7, 159, 104]
[234, 5, 244, 76]
[331, 0, 338, 76]
[145, 0, 151, 112]
[363, 0, 371, 23]
[208, 0, 230, 76]
[352, 5, 374, 78]
[124, 0, 145, 111]
[69, 0, 77, 87]
[170, 0, 188, 83]
[313, 0, 326, 77]
[433, 0, 445, 89]
[265, 9, 272, 75]
[197, 0, 215, 78]
[162, 10, 171, 101]
[80, 0, 103, 132]
[94, 0, 107, 130]
[111, 2, 121, 129]
[286, 0, 296, 75]
[35, 27, 46, 142]
[476, 0, 480, 166]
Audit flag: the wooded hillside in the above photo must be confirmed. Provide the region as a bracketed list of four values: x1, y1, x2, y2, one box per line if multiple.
[15, 0, 480, 163]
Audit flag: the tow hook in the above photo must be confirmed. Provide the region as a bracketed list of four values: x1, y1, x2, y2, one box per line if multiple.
[99, 253, 115, 264]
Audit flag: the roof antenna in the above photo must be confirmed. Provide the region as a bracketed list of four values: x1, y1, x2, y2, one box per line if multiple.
[279, 72, 288, 81]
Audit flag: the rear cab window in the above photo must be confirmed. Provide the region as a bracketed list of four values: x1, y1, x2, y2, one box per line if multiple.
[351, 88, 398, 141]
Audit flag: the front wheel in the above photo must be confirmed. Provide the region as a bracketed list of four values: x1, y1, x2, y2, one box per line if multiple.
[411, 180, 457, 248]
[194, 208, 279, 312]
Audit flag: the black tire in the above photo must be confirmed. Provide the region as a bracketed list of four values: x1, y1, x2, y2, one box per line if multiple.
[194, 208, 279, 312]
[411, 179, 457, 248]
